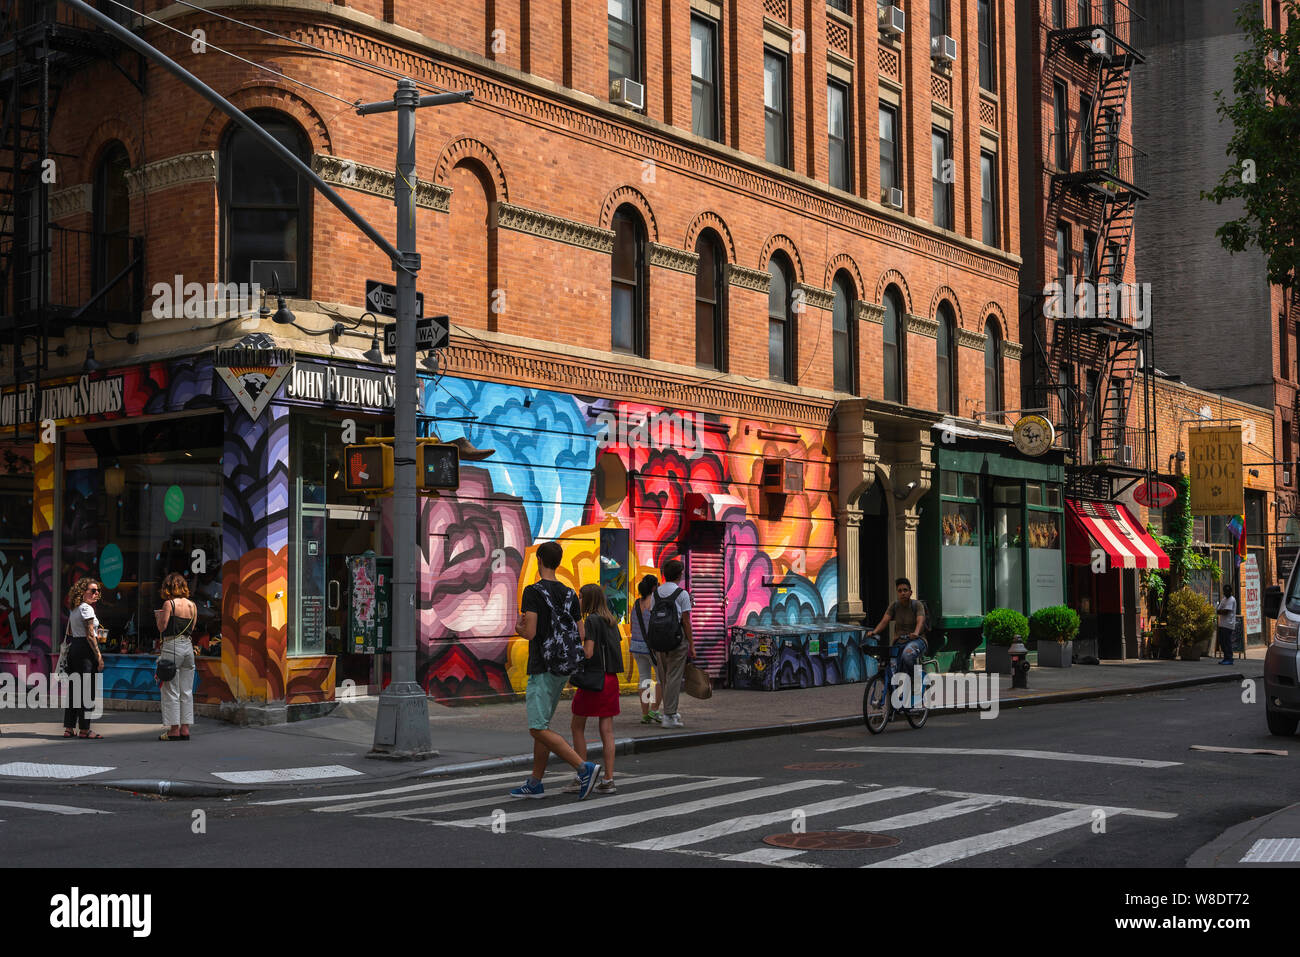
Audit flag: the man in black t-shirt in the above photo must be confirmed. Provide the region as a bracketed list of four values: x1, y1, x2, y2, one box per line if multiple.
[510, 541, 601, 800]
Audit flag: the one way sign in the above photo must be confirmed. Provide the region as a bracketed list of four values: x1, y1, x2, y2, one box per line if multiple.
[365, 279, 424, 319]
[384, 315, 450, 354]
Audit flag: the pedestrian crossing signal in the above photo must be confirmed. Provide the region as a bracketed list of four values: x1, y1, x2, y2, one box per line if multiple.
[343, 444, 393, 493]
[419, 441, 460, 491]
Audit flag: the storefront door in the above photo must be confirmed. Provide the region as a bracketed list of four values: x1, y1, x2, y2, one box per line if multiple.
[860, 481, 890, 625]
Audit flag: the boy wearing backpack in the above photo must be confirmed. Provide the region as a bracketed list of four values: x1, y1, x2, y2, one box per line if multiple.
[866, 577, 929, 677]
[510, 541, 601, 800]
[648, 559, 694, 729]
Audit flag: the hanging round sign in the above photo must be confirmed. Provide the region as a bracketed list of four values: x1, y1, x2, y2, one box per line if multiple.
[1133, 480, 1177, 508]
[1012, 414, 1055, 456]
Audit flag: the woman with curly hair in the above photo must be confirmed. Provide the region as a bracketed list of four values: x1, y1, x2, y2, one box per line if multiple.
[155, 572, 197, 741]
[62, 577, 105, 738]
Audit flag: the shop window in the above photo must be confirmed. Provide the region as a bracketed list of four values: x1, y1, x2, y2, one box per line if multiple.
[600, 527, 630, 626]
[939, 471, 982, 618]
[991, 479, 1023, 613]
[60, 416, 223, 657]
[1027, 483, 1043, 506]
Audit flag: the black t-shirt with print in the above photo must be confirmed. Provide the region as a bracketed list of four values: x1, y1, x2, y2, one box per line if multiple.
[522, 579, 580, 675]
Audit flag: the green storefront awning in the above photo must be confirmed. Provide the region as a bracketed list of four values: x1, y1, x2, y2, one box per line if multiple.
[935, 448, 1063, 483]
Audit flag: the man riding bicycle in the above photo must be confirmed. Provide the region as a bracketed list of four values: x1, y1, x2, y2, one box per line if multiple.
[866, 577, 928, 681]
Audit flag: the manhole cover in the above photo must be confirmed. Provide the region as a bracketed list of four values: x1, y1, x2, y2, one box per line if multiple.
[763, 831, 900, 850]
[783, 762, 863, 771]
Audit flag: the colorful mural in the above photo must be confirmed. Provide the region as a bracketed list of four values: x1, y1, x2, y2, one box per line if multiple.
[416, 376, 839, 702]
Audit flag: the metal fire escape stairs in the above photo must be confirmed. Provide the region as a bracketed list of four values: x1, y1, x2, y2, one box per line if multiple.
[1040, 0, 1154, 503]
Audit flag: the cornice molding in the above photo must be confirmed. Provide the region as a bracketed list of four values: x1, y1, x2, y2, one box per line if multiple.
[50, 183, 91, 220]
[648, 243, 699, 273]
[437, 337, 834, 426]
[1003, 341, 1023, 361]
[495, 201, 615, 252]
[727, 263, 771, 293]
[907, 313, 939, 338]
[124, 151, 216, 196]
[312, 153, 451, 211]
[857, 301, 885, 324]
[798, 284, 834, 311]
[957, 328, 988, 350]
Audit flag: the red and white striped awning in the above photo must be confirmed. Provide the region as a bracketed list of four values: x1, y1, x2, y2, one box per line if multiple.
[1065, 499, 1170, 570]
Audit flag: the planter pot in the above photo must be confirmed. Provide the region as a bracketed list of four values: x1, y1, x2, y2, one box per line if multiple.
[1177, 644, 1202, 661]
[1074, 636, 1099, 660]
[1037, 639, 1073, 668]
[985, 643, 1012, 675]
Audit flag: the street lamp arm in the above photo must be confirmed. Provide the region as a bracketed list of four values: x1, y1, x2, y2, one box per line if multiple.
[59, 0, 407, 271]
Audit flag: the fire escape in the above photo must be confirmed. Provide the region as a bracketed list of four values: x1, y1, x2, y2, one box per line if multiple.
[0, 0, 144, 437]
[1035, 0, 1155, 502]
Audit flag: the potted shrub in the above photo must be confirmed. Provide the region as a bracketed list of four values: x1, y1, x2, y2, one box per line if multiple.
[983, 608, 1029, 675]
[1165, 587, 1215, 661]
[1030, 605, 1081, 668]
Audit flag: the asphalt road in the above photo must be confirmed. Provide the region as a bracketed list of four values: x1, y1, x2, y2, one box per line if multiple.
[2, 679, 1295, 869]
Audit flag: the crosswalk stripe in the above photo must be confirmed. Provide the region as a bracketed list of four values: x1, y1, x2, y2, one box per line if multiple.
[863, 807, 1102, 867]
[533, 780, 843, 840]
[0, 799, 110, 815]
[845, 797, 1003, 831]
[820, 746, 1180, 769]
[310, 774, 660, 811]
[722, 847, 812, 866]
[338, 775, 679, 816]
[431, 776, 760, 828]
[620, 786, 932, 852]
[252, 769, 528, 806]
[933, 789, 1178, 819]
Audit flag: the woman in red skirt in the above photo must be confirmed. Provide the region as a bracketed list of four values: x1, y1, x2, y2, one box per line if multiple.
[568, 584, 622, 794]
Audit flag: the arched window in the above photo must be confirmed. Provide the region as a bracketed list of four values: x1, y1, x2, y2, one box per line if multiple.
[936, 303, 956, 414]
[93, 142, 131, 314]
[220, 112, 311, 295]
[832, 271, 856, 394]
[611, 205, 648, 357]
[883, 286, 906, 403]
[984, 318, 1003, 423]
[695, 230, 726, 370]
[768, 253, 795, 383]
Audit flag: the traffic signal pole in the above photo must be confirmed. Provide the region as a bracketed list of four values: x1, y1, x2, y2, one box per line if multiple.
[61, 0, 471, 757]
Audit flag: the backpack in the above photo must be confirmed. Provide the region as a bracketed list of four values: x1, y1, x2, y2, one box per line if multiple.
[646, 586, 685, 652]
[531, 582, 584, 676]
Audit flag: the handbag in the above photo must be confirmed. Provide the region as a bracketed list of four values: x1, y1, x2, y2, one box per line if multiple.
[683, 661, 713, 700]
[155, 601, 194, 683]
[570, 618, 608, 693]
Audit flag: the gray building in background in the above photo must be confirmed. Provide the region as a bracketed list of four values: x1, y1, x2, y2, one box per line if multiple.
[1133, 0, 1278, 409]
[1132, 0, 1296, 537]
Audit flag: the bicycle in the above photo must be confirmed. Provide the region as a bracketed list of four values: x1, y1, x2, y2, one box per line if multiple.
[861, 637, 940, 734]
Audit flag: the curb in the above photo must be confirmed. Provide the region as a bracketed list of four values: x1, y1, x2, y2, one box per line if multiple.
[1187, 801, 1300, 867]
[97, 779, 254, 798]
[417, 670, 1260, 777]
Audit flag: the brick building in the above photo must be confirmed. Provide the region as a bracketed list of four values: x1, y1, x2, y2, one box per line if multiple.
[0, 0, 1049, 711]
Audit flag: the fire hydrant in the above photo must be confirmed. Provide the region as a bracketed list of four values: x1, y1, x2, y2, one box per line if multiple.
[1009, 638, 1030, 689]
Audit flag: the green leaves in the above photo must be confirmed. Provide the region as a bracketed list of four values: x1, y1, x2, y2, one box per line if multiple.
[982, 608, 1029, 647]
[1202, 0, 1300, 289]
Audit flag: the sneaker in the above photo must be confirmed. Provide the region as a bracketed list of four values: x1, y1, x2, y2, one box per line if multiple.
[575, 761, 601, 801]
[640, 712, 656, 725]
[650, 711, 663, 724]
[663, 713, 685, 728]
[509, 778, 545, 799]
[562, 775, 583, 794]
[595, 778, 617, 794]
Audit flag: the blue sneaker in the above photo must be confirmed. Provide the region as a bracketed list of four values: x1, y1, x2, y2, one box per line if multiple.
[509, 778, 545, 799]
[575, 761, 601, 801]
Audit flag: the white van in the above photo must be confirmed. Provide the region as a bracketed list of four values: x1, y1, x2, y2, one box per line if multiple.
[1264, 579, 1299, 735]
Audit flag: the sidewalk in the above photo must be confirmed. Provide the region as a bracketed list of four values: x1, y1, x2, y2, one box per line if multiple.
[0, 656, 1262, 794]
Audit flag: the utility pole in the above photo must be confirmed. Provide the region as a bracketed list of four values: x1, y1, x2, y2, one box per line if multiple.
[60, 0, 470, 757]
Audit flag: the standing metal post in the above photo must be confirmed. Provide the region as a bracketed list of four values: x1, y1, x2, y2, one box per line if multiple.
[371, 78, 432, 757]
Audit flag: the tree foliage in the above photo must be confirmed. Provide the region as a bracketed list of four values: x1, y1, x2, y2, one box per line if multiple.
[1202, 0, 1300, 289]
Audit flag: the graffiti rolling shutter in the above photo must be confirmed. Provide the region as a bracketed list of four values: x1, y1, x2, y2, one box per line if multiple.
[687, 523, 727, 679]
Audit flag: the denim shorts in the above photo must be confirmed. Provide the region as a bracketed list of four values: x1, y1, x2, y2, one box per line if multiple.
[525, 671, 569, 730]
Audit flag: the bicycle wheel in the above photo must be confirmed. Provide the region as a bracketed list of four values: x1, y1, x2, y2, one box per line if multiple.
[906, 658, 939, 729]
[863, 673, 890, 734]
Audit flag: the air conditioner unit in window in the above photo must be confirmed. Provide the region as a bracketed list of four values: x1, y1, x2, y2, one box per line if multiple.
[1090, 32, 1111, 58]
[883, 187, 904, 209]
[761, 458, 804, 495]
[1285, 468, 1293, 486]
[250, 259, 297, 294]
[610, 76, 645, 110]
[878, 5, 905, 36]
[931, 35, 957, 64]
[1118, 445, 1134, 466]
